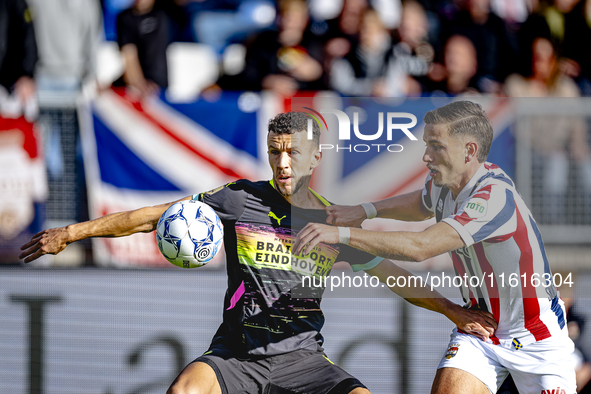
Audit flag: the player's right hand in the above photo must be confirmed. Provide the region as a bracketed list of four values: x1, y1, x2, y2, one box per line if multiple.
[451, 305, 498, 342]
[19, 227, 70, 263]
[325, 205, 366, 227]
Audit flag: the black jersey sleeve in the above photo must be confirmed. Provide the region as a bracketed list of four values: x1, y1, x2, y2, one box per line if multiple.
[312, 192, 384, 272]
[117, 10, 137, 48]
[193, 180, 248, 222]
[336, 244, 384, 272]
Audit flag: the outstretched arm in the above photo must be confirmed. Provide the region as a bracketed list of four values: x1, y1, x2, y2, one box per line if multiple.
[294, 220, 464, 262]
[326, 190, 433, 227]
[19, 196, 192, 263]
[366, 260, 497, 341]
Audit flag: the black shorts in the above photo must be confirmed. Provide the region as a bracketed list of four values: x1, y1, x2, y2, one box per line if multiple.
[192, 347, 366, 394]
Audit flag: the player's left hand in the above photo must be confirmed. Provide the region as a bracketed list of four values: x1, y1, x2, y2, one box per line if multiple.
[293, 223, 339, 256]
[448, 304, 497, 341]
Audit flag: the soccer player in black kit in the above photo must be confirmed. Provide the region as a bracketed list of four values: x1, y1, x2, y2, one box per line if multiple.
[20, 112, 496, 394]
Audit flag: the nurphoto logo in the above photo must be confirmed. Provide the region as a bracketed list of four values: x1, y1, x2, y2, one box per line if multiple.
[303, 106, 418, 153]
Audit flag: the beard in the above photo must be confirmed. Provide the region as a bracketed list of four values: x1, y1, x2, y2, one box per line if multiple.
[430, 168, 447, 188]
[276, 175, 311, 197]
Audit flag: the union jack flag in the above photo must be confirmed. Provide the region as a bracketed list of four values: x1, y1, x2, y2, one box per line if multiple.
[79, 88, 273, 266]
[80, 90, 515, 268]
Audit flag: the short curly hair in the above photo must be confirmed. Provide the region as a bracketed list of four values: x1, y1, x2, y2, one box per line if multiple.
[268, 112, 321, 145]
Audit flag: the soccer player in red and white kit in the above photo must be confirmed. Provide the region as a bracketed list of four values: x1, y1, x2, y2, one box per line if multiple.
[294, 101, 576, 394]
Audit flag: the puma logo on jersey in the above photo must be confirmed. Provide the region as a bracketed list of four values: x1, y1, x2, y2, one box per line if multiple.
[269, 211, 286, 226]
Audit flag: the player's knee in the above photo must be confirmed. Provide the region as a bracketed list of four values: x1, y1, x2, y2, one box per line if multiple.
[431, 367, 489, 394]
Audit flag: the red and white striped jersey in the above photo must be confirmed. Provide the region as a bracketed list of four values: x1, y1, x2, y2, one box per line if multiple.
[422, 162, 567, 346]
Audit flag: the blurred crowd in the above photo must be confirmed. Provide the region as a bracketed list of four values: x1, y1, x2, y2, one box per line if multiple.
[2, 0, 591, 102]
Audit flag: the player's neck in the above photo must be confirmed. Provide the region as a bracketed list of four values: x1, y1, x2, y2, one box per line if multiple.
[450, 163, 482, 199]
[285, 187, 325, 209]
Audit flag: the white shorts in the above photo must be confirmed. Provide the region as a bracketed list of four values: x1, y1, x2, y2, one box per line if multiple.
[437, 329, 576, 394]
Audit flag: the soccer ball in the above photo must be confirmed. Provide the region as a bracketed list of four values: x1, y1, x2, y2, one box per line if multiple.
[156, 200, 223, 268]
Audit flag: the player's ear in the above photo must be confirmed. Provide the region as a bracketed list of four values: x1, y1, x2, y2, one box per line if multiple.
[465, 141, 478, 163]
[310, 148, 322, 170]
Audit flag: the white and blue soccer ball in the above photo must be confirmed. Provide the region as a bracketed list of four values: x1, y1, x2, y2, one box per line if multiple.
[156, 200, 223, 268]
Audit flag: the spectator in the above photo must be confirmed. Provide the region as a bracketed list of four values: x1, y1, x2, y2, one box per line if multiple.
[505, 36, 579, 96]
[516, 0, 553, 77]
[561, 0, 591, 95]
[423, 34, 480, 95]
[518, 0, 585, 85]
[26, 0, 103, 92]
[329, 8, 403, 96]
[188, 0, 276, 55]
[392, 1, 435, 95]
[313, 0, 401, 60]
[308, 0, 369, 85]
[0, 117, 48, 265]
[321, 0, 368, 61]
[217, 0, 325, 96]
[443, 0, 517, 93]
[0, 0, 44, 265]
[490, 0, 530, 24]
[505, 37, 591, 223]
[519, 0, 591, 92]
[155, 0, 191, 42]
[325, 0, 368, 41]
[372, 0, 403, 30]
[114, 0, 171, 96]
[0, 0, 37, 105]
[543, 0, 580, 44]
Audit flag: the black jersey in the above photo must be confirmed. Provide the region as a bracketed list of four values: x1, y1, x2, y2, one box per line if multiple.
[195, 180, 382, 357]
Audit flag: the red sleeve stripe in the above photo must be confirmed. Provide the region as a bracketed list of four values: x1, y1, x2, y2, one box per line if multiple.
[472, 192, 492, 201]
[486, 233, 515, 244]
[473, 185, 493, 201]
[454, 212, 477, 226]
